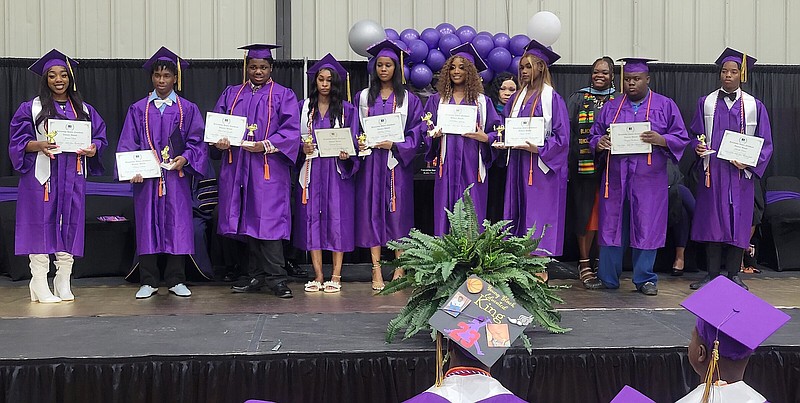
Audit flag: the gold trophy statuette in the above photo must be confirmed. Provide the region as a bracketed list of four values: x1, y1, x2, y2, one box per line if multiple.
[357, 133, 371, 156]
[494, 124, 505, 144]
[421, 112, 434, 130]
[45, 130, 58, 144]
[698, 134, 715, 156]
[246, 123, 258, 139]
[161, 146, 171, 163]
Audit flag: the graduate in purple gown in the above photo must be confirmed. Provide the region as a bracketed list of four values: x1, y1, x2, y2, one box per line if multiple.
[117, 47, 208, 299]
[423, 43, 500, 236]
[295, 54, 359, 294]
[212, 44, 300, 298]
[497, 40, 569, 257]
[590, 58, 690, 295]
[9, 49, 107, 303]
[354, 39, 424, 291]
[688, 48, 772, 292]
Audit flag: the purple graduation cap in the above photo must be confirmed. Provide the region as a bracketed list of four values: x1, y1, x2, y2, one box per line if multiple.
[143, 47, 189, 91]
[449, 42, 488, 72]
[307, 53, 351, 101]
[367, 38, 408, 62]
[681, 276, 790, 360]
[610, 385, 655, 403]
[715, 47, 757, 82]
[29, 49, 79, 90]
[238, 43, 281, 60]
[617, 57, 657, 73]
[523, 39, 561, 66]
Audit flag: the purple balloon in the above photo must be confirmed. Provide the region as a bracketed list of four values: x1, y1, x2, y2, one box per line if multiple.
[509, 34, 530, 57]
[456, 25, 477, 43]
[479, 67, 495, 83]
[438, 33, 461, 57]
[407, 39, 429, 64]
[509, 56, 522, 75]
[471, 34, 495, 59]
[385, 28, 400, 41]
[409, 64, 433, 88]
[436, 23, 456, 36]
[400, 28, 419, 44]
[477, 31, 492, 37]
[426, 48, 446, 72]
[493, 33, 511, 49]
[404, 65, 411, 81]
[420, 28, 441, 49]
[486, 47, 512, 73]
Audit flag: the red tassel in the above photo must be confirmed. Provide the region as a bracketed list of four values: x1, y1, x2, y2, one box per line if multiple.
[264, 160, 270, 180]
[228, 150, 233, 164]
[158, 178, 164, 197]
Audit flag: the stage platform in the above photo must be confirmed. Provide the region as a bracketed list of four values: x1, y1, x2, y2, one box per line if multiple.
[0, 269, 798, 403]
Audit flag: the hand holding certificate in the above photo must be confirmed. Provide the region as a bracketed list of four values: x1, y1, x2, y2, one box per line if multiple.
[610, 122, 652, 155]
[362, 113, 405, 146]
[716, 130, 764, 167]
[314, 128, 356, 158]
[204, 112, 246, 146]
[437, 104, 478, 135]
[503, 117, 545, 147]
[47, 119, 92, 153]
[116, 151, 161, 181]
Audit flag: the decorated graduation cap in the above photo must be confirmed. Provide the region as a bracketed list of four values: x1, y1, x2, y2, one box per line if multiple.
[715, 47, 757, 83]
[29, 49, 79, 91]
[143, 46, 189, 91]
[449, 43, 488, 72]
[307, 53, 351, 102]
[366, 39, 409, 84]
[681, 276, 790, 399]
[428, 275, 532, 384]
[238, 44, 281, 84]
[522, 39, 561, 66]
[610, 385, 656, 403]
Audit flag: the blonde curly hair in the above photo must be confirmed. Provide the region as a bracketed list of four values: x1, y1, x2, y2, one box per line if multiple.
[436, 55, 484, 104]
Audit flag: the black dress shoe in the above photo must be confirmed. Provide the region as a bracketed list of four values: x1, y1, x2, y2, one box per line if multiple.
[690, 275, 713, 290]
[284, 260, 308, 277]
[231, 277, 266, 293]
[729, 275, 749, 291]
[671, 268, 685, 277]
[272, 282, 293, 299]
[638, 281, 658, 296]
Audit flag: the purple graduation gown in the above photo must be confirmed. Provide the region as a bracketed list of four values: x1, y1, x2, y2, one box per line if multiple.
[501, 89, 570, 256]
[689, 94, 772, 248]
[423, 94, 500, 236]
[292, 100, 360, 252]
[589, 91, 689, 249]
[117, 95, 208, 255]
[353, 90, 424, 247]
[9, 99, 107, 257]
[211, 82, 301, 241]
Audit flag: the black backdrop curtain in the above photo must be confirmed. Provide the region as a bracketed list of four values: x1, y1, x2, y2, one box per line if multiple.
[2, 58, 799, 179]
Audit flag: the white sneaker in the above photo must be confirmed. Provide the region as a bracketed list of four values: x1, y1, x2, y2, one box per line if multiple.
[135, 285, 158, 299]
[168, 283, 192, 297]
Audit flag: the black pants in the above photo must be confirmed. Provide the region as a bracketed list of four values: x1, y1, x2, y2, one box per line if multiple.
[247, 237, 287, 287]
[140, 254, 186, 288]
[705, 243, 744, 277]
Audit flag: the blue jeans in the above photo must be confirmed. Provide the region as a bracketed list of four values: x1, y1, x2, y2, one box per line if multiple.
[597, 200, 658, 289]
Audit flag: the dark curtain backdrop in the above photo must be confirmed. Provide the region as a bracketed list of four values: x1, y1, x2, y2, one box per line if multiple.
[2, 58, 799, 179]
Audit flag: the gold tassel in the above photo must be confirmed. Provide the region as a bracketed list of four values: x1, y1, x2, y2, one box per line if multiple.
[400, 52, 406, 85]
[177, 58, 182, 92]
[741, 54, 748, 83]
[701, 340, 721, 403]
[66, 57, 76, 91]
[435, 332, 444, 387]
[346, 73, 352, 103]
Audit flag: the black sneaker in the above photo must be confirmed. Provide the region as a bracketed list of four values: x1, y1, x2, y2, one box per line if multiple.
[639, 281, 658, 296]
[690, 275, 713, 290]
[231, 277, 266, 293]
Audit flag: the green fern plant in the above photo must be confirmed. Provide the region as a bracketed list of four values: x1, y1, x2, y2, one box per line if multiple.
[379, 186, 570, 349]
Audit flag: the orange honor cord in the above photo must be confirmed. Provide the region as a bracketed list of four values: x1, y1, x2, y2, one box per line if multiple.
[391, 168, 397, 212]
[645, 93, 653, 165]
[706, 165, 711, 188]
[262, 81, 275, 181]
[144, 99, 165, 197]
[525, 94, 541, 187]
[227, 83, 248, 165]
[604, 152, 610, 198]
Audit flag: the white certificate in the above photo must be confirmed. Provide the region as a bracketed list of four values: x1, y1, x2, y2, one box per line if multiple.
[716, 130, 764, 167]
[47, 119, 92, 153]
[362, 113, 405, 145]
[314, 128, 356, 158]
[610, 122, 652, 155]
[504, 117, 545, 147]
[437, 104, 478, 135]
[116, 151, 162, 181]
[204, 112, 245, 146]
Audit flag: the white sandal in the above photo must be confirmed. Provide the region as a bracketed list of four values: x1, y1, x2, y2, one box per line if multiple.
[323, 275, 341, 293]
[304, 281, 322, 292]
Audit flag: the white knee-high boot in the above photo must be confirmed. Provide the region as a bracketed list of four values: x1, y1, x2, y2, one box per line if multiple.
[29, 254, 61, 303]
[53, 252, 75, 301]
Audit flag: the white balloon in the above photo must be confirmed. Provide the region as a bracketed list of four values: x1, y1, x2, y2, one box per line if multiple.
[527, 11, 562, 47]
[348, 20, 386, 57]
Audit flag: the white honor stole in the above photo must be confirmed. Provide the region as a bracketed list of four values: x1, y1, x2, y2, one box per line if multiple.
[357, 89, 408, 171]
[31, 97, 91, 185]
[508, 84, 554, 174]
[702, 88, 758, 178]
[299, 99, 345, 193]
[439, 94, 489, 182]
